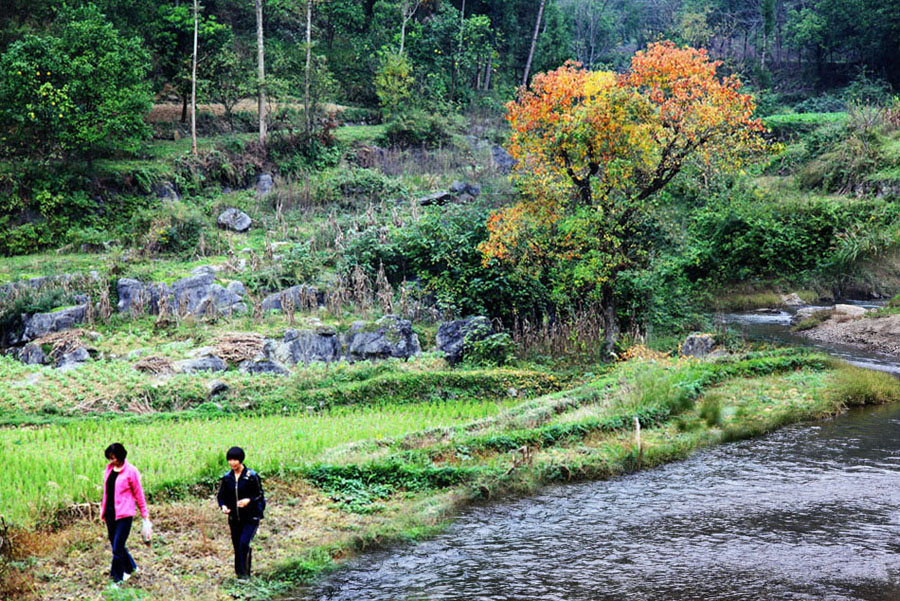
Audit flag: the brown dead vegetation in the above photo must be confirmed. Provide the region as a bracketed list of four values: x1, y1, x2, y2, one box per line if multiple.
[214, 332, 265, 364]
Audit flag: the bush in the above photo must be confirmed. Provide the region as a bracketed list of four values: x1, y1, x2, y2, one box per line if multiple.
[830, 364, 900, 407]
[319, 168, 406, 205]
[341, 106, 381, 125]
[379, 110, 464, 148]
[0, 5, 151, 162]
[464, 332, 516, 367]
[130, 202, 206, 256]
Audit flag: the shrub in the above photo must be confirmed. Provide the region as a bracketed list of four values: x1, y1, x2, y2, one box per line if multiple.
[378, 109, 464, 148]
[830, 364, 900, 407]
[130, 202, 206, 256]
[464, 333, 516, 367]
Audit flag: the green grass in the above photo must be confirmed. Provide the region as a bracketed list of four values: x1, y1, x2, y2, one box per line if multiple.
[0, 397, 519, 527]
[333, 124, 388, 145]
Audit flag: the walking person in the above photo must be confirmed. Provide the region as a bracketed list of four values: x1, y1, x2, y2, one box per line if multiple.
[100, 443, 151, 586]
[217, 446, 265, 579]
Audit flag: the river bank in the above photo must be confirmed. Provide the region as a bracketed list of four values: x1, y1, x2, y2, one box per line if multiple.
[801, 311, 900, 357]
[6, 348, 898, 601]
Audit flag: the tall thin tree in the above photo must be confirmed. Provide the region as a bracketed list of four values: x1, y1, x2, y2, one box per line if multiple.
[191, 0, 199, 155]
[304, 0, 312, 148]
[256, 0, 267, 145]
[522, 0, 546, 87]
[399, 0, 423, 56]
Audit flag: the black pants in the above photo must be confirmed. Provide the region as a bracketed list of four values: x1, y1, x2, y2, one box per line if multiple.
[229, 520, 258, 578]
[106, 517, 137, 582]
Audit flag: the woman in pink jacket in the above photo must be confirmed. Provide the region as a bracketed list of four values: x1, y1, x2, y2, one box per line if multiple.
[101, 443, 151, 584]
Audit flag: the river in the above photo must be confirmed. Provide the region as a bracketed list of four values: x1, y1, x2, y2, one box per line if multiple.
[297, 308, 900, 601]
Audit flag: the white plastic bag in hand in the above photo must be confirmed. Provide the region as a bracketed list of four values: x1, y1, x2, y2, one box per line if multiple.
[141, 518, 153, 546]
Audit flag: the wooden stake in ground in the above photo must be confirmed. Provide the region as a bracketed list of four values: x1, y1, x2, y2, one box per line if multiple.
[256, 0, 267, 145]
[191, 0, 199, 155]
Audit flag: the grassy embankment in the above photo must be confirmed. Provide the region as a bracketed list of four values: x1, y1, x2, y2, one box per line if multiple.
[3, 347, 899, 601]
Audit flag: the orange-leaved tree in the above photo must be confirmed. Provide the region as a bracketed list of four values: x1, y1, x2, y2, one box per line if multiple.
[480, 42, 768, 351]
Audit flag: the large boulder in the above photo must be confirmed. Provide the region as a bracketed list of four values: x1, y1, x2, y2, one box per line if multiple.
[491, 145, 516, 173]
[346, 315, 421, 361]
[238, 358, 290, 376]
[22, 304, 87, 342]
[117, 274, 246, 316]
[57, 346, 90, 371]
[173, 355, 227, 374]
[153, 181, 180, 202]
[264, 325, 341, 366]
[449, 181, 481, 198]
[257, 173, 274, 197]
[436, 316, 493, 366]
[680, 333, 716, 358]
[261, 285, 321, 312]
[417, 191, 456, 206]
[217, 208, 253, 233]
[833, 304, 868, 318]
[18, 343, 49, 365]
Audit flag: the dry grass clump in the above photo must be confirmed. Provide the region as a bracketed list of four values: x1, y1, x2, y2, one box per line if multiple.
[618, 344, 670, 362]
[214, 332, 265, 364]
[134, 355, 175, 375]
[34, 329, 91, 362]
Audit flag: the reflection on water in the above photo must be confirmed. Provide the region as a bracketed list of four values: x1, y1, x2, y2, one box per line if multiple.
[297, 304, 900, 601]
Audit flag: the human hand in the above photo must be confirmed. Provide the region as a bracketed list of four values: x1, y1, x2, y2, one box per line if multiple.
[237, 498, 250, 508]
[222, 505, 231, 514]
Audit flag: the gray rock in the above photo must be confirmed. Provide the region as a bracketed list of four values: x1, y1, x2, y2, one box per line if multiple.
[226, 281, 247, 297]
[153, 181, 180, 202]
[680, 333, 716, 358]
[834, 304, 867, 318]
[186, 346, 218, 358]
[436, 316, 492, 366]
[261, 285, 321, 312]
[22, 304, 87, 341]
[217, 208, 253, 233]
[18, 343, 48, 365]
[257, 173, 274, 197]
[57, 346, 90, 371]
[173, 356, 227, 374]
[238, 359, 290, 375]
[781, 293, 806, 306]
[206, 379, 229, 397]
[491, 145, 517, 173]
[449, 181, 467, 194]
[264, 327, 341, 366]
[346, 315, 421, 361]
[456, 193, 475, 204]
[417, 191, 456, 206]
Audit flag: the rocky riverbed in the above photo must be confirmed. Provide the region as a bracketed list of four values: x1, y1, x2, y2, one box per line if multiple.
[800, 311, 900, 357]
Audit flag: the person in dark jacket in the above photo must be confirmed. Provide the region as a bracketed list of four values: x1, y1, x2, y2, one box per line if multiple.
[216, 446, 264, 579]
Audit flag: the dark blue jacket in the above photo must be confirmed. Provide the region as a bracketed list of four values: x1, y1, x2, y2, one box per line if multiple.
[216, 467, 264, 523]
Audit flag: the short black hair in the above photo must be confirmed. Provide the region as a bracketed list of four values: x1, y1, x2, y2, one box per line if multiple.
[105, 442, 127, 462]
[226, 446, 245, 462]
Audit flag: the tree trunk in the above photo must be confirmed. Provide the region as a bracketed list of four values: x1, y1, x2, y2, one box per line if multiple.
[181, 95, 188, 123]
[522, 0, 546, 87]
[304, 0, 312, 149]
[256, 0, 267, 146]
[191, 0, 199, 155]
[484, 53, 492, 90]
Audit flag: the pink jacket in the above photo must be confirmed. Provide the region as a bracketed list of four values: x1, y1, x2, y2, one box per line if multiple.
[100, 460, 149, 521]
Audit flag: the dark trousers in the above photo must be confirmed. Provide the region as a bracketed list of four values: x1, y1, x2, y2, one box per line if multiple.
[106, 517, 137, 582]
[229, 520, 258, 578]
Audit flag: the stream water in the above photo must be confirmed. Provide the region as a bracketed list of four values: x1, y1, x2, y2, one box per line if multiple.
[298, 308, 900, 601]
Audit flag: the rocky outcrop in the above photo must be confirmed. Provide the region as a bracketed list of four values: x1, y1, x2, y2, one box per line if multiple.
[153, 181, 180, 202]
[418, 182, 482, 207]
[57, 346, 90, 371]
[346, 315, 421, 361]
[491, 145, 516, 173]
[117, 274, 246, 316]
[417, 190, 456, 206]
[18, 343, 49, 365]
[261, 285, 322, 312]
[833, 304, 868, 318]
[436, 316, 492, 366]
[262, 326, 341, 366]
[257, 173, 274, 197]
[680, 333, 716, 358]
[217, 208, 253, 233]
[239, 358, 290, 375]
[801, 312, 900, 356]
[173, 356, 227, 374]
[22, 305, 88, 342]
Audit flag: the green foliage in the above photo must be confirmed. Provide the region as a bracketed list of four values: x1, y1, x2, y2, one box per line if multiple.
[0, 5, 152, 161]
[341, 200, 550, 323]
[379, 109, 465, 148]
[464, 333, 516, 368]
[830, 364, 900, 407]
[0, 286, 79, 341]
[374, 52, 414, 120]
[130, 201, 206, 257]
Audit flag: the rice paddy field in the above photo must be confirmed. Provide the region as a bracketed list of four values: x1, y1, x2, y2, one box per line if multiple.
[0, 398, 517, 528]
